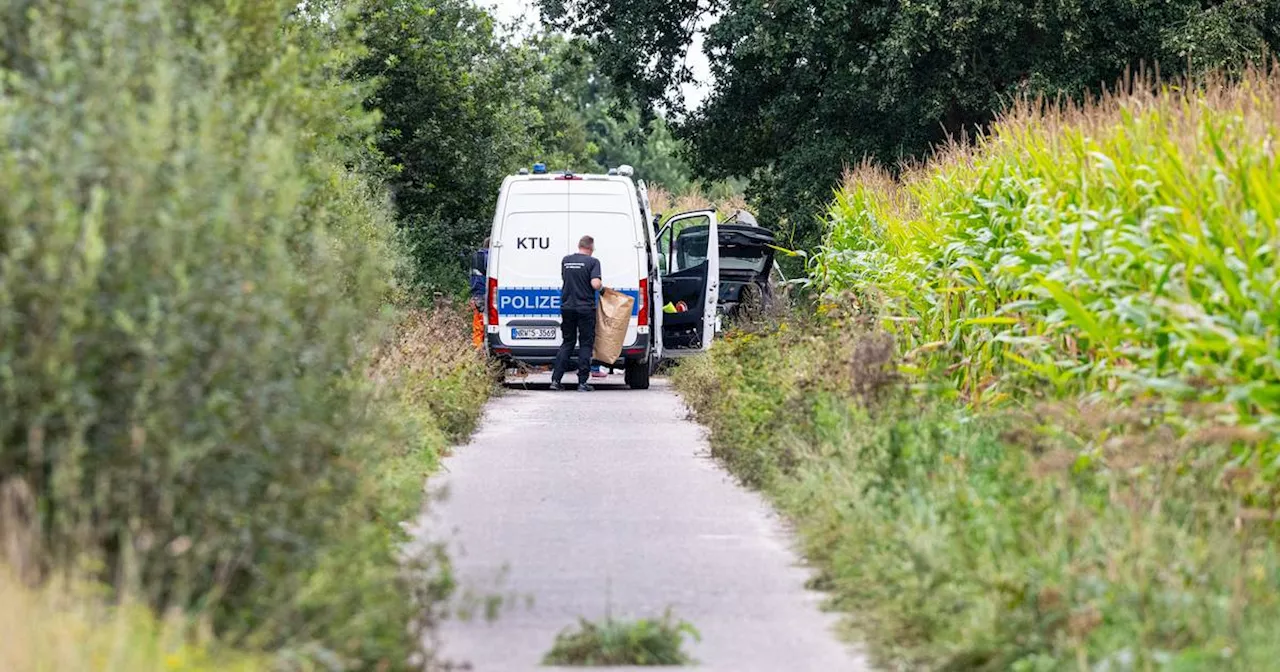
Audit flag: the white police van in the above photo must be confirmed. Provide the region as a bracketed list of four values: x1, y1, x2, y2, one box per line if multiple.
[484, 163, 720, 389]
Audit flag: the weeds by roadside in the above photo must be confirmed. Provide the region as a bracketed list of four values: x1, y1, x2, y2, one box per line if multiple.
[542, 611, 700, 667]
[370, 303, 495, 446]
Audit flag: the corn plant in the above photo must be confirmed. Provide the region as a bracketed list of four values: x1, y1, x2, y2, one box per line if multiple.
[816, 67, 1280, 463]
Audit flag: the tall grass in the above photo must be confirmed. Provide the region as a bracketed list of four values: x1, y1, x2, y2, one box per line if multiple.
[816, 67, 1280, 462]
[646, 183, 753, 222]
[0, 567, 267, 672]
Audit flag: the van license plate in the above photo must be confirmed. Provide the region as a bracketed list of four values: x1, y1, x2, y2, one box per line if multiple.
[512, 327, 557, 340]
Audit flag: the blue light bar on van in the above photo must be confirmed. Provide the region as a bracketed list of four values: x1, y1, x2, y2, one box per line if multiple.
[531, 162, 547, 174]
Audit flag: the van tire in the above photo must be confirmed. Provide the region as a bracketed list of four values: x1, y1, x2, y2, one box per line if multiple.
[625, 359, 651, 390]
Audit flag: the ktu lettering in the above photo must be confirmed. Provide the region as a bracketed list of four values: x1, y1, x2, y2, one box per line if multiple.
[516, 237, 550, 250]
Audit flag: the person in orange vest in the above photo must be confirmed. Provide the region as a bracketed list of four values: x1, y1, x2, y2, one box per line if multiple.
[468, 237, 490, 349]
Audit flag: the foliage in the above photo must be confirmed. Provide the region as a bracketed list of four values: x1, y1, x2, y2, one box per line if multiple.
[352, 0, 545, 292]
[522, 36, 694, 192]
[814, 67, 1280, 459]
[675, 318, 1280, 670]
[672, 65, 1280, 670]
[352, 9, 694, 292]
[646, 183, 752, 224]
[0, 1, 491, 668]
[542, 611, 700, 666]
[542, 0, 1280, 251]
[368, 304, 494, 447]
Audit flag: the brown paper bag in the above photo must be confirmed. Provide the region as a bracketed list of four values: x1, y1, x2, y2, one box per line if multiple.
[592, 287, 635, 365]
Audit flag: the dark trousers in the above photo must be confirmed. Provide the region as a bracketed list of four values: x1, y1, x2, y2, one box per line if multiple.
[552, 308, 595, 385]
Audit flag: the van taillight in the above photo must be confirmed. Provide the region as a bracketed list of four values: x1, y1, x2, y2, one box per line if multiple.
[637, 278, 648, 327]
[487, 277, 498, 325]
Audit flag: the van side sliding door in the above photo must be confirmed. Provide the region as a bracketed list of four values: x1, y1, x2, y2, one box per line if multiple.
[656, 210, 720, 356]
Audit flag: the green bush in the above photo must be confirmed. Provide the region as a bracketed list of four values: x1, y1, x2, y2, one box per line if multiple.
[676, 321, 1280, 670]
[0, 1, 488, 668]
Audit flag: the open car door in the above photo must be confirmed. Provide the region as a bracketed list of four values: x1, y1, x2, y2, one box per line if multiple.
[637, 180, 663, 359]
[655, 210, 720, 356]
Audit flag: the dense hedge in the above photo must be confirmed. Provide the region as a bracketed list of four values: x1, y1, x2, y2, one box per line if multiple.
[1, 2, 489, 668]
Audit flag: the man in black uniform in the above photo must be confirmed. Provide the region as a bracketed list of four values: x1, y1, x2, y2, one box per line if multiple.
[551, 235, 602, 391]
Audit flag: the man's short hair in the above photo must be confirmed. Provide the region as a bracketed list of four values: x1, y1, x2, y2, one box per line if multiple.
[578, 235, 594, 250]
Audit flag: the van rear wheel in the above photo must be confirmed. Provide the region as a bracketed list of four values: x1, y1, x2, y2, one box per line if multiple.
[624, 359, 650, 390]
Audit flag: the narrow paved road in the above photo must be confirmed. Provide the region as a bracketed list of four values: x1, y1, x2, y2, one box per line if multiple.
[425, 374, 869, 671]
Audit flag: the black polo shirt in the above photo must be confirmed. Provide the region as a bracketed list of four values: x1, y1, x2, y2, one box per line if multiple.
[559, 253, 601, 311]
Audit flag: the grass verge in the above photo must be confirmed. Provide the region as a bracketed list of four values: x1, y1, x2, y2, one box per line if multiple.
[675, 322, 1280, 669]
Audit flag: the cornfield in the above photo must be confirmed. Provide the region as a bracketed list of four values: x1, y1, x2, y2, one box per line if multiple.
[817, 66, 1280, 461]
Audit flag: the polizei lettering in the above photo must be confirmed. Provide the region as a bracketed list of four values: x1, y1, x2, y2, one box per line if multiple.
[516, 236, 550, 250]
[495, 287, 639, 316]
[499, 292, 560, 313]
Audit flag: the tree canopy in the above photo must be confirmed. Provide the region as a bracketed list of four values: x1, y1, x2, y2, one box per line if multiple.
[542, 0, 1280, 248]
[351, 3, 693, 290]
